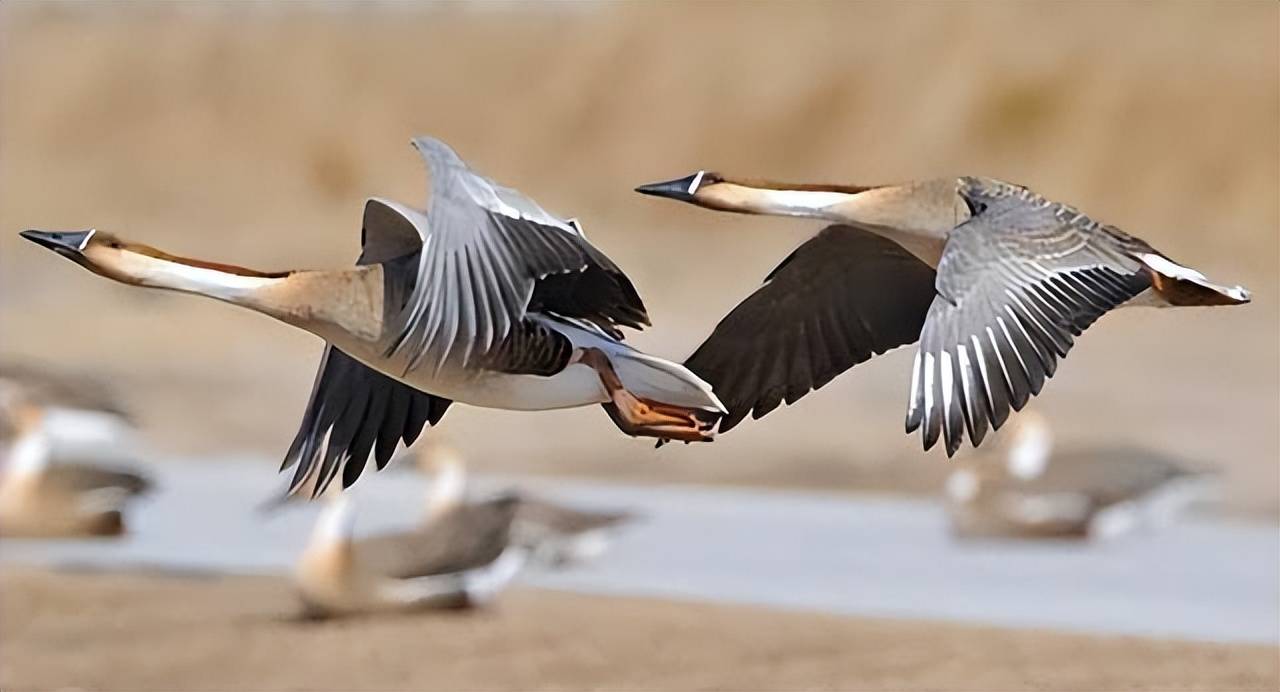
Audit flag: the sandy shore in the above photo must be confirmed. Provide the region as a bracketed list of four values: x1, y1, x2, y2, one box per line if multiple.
[1, 568, 1274, 692]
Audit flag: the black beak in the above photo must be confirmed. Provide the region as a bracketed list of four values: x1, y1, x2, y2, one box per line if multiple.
[20, 229, 95, 256]
[635, 174, 703, 202]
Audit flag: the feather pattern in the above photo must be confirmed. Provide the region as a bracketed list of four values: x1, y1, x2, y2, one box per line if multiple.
[684, 225, 937, 431]
[282, 346, 452, 496]
[906, 179, 1150, 456]
[383, 137, 647, 375]
[282, 139, 653, 493]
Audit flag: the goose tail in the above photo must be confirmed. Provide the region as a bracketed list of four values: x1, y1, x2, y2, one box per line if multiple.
[608, 347, 727, 414]
[540, 314, 726, 414]
[1137, 253, 1251, 307]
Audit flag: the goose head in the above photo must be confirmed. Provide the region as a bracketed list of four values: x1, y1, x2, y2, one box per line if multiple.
[0, 399, 49, 481]
[21, 228, 101, 268]
[1003, 411, 1054, 481]
[21, 229, 290, 289]
[21, 229, 153, 285]
[635, 175, 971, 238]
[415, 441, 468, 521]
[635, 171, 723, 205]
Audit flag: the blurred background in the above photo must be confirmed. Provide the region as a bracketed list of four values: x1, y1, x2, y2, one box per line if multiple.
[1, 2, 1276, 691]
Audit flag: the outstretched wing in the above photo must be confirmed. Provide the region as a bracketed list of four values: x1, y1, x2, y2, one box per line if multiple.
[383, 137, 647, 374]
[684, 225, 937, 432]
[282, 346, 451, 496]
[907, 185, 1149, 456]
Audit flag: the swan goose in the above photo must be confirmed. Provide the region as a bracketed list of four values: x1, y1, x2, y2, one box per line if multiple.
[21, 137, 724, 497]
[945, 411, 1218, 539]
[0, 367, 151, 537]
[295, 484, 527, 618]
[264, 439, 633, 567]
[635, 174, 1250, 455]
[414, 442, 635, 567]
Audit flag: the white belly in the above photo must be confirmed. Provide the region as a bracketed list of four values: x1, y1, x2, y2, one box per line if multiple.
[331, 337, 608, 412]
[325, 315, 720, 414]
[404, 365, 608, 411]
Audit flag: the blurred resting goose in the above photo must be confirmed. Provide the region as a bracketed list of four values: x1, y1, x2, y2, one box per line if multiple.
[268, 440, 635, 568]
[0, 366, 151, 537]
[635, 173, 1250, 455]
[21, 136, 724, 498]
[945, 410, 1218, 540]
[295, 489, 526, 618]
[413, 443, 635, 567]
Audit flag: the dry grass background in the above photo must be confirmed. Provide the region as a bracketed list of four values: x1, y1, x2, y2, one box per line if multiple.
[1, 2, 1276, 513]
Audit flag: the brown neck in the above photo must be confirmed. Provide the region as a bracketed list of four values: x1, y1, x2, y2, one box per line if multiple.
[244, 268, 386, 342]
[695, 178, 968, 268]
[99, 249, 386, 343]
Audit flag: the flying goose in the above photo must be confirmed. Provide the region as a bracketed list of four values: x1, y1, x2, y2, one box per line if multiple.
[414, 442, 635, 567]
[635, 174, 1250, 455]
[21, 136, 724, 497]
[294, 488, 527, 618]
[0, 367, 151, 537]
[945, 411, 1218, 539]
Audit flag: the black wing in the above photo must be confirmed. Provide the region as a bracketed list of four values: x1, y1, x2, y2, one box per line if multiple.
[282, 247, 449, 496]
[684, 225, 937, 432]
[282, 346, 451, 496]
[527, 246, 648, 340]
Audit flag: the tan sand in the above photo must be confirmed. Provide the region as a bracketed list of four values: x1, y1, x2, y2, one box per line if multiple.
[0, 4, 1276, 515]
[0, 568, 1275, 692]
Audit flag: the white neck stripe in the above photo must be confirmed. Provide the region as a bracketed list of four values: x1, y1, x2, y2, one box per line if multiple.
[688, 170, 706, 194]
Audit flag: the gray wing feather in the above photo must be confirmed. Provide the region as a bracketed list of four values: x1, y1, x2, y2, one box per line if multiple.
[356, 496, 519, 578]
[281, 137, 641, 494]
[385, 137, 614, 374]
[907, 188, 1149, 456]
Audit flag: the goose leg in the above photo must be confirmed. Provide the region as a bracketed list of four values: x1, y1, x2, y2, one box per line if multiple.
[573, 348, 715, 443]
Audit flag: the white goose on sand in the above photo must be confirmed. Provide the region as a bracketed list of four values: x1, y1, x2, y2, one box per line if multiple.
[266, 440, 635, 569]
[295, 487, 527, 618]
[0, 366, 151, 537]
[412, 443, 635, 567]
[636, 173, 1250, 455]
[22, 137, 724, 497]
[945, 411, 1219, 540]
